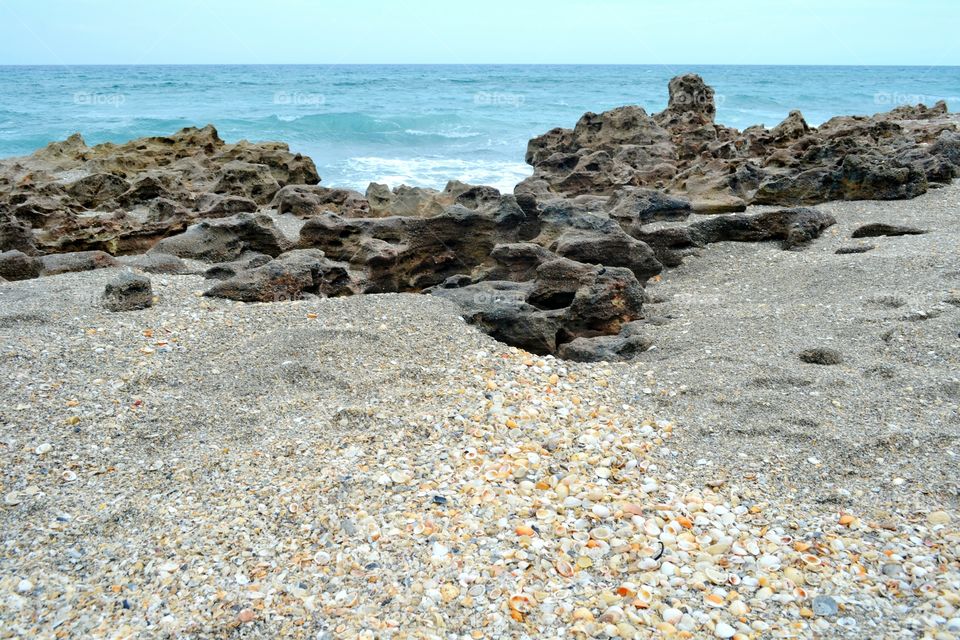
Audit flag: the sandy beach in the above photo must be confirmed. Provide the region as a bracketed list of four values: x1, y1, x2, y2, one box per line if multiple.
[1, 181, 957, 638]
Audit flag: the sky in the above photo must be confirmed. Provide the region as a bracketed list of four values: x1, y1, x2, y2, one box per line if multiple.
[0, 0, 957, 66]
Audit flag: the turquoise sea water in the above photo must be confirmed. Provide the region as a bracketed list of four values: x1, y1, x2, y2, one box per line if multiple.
[0, 65, 958, 191]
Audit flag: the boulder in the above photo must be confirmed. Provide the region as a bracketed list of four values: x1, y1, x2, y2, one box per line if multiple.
[605, 187, 691, 223]
[40, 250, 118, 275]
[203, 250, 355, 302]
[689, 208, 836, 250]
[117, 252, 193, 274]
[213, 161, 281, 204]
[150, 213, 290, 263]
[0, 250, 43, 281]
[271, 185, 370, 218]
[557, 333, 652, 362]
[102, 272, 153, 311]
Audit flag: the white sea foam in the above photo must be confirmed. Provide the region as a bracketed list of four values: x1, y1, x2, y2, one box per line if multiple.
[343, 156, 531, 193]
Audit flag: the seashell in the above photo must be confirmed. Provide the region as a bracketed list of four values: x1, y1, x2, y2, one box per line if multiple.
[616, 583, 637, 598]
[801, 554, 822, 567]
[61, 470, 78, 483]
[793, 586, 808, 600]
[509, 594, 534, 613]
[599, 606, 624, 624]
[592, 504, 611, 519]
[705, 567, 726, 584]
[4, 491, 22, 506]
[705, 592, 725, 607]
[35, 443, 52, 455]
[463, 448, 478, 460]
[662, 607, 682, 624]
[726, 573, 741, 586]
[591, 526, 613, 540]
[555, 559, 574, 577]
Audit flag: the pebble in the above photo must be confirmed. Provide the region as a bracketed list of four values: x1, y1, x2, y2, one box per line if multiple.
[34, 443, 52, 455]
[928, 510, 951, 525]
[16, 579, 32, 593]
[812, 595, 839, 617]
[714, 621, 736, 638]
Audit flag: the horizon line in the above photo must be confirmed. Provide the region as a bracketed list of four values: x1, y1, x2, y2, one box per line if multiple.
[1, 62, 959, 68]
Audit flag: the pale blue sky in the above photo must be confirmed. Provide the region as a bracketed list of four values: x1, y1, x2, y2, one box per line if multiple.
[0, 0, 957, 65]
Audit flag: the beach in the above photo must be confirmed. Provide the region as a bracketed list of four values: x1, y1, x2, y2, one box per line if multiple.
[1, 180, 957, 637]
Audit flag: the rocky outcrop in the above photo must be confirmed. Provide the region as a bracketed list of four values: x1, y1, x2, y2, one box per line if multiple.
[522, 74, 960, 209]
[3, 78, 951, 361]
[149, 213, 290, 263]
[432, 259, 645, 356]
[203, 249, 355, 302]
[0, 125, 318, 254]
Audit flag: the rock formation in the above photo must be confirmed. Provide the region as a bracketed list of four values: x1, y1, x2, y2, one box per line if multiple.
[521, 73, 960, 212]
[2, 76, 956, 360]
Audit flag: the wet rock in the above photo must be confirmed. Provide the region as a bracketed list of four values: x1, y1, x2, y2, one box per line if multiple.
[102, 271, 153, 311]
[851, 223, 927, 238]
[799, 347, 844, 365]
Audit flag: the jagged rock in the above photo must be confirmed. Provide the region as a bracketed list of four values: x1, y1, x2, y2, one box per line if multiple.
[523, 74, 959, 207]
[203, 249, 355, 302]
[605, 187, 691, 223]
[482, 243, 557, 282]
[851, 223, 927, 238]
[204, 253, 273, 280]
[558, 333, 652, 362]
[271, 185, 370, 217]
[434, 258, 645, 356]
[0, 211, 36, 254]
[117, 252, 193, 274]
[0, 250, 42, 281]
[102, 272, 153, 312]
[299, 204, 524, 292]
[213, 162, 281, 204]
[65, 173, 129, 208]
[40, 250, 118, 275]
[150, 213, 290, 262]
[690, 207, 836, 250]
[0, 125, 320, 254]
[195, 193, 258, 217]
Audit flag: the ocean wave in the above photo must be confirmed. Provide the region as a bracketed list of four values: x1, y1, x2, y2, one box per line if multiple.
[338, 156, 531, 192]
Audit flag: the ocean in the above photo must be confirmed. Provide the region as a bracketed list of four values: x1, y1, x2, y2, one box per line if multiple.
[0, 64, 958, 192]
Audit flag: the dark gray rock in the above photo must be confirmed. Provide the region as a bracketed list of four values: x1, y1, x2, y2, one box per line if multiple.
[117, 252, 193, 274]
[851, 223, 927, 238]
[799, 347, 844, 365]
[203, 249, 355, 302]
[40, 250, 118, 275]
[102, 271, 153, 311]
[150, 213, 290, 263]
[558, 333, 653, 362]
[0, 250, 43, 281]
[690, 207, 836, 250]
